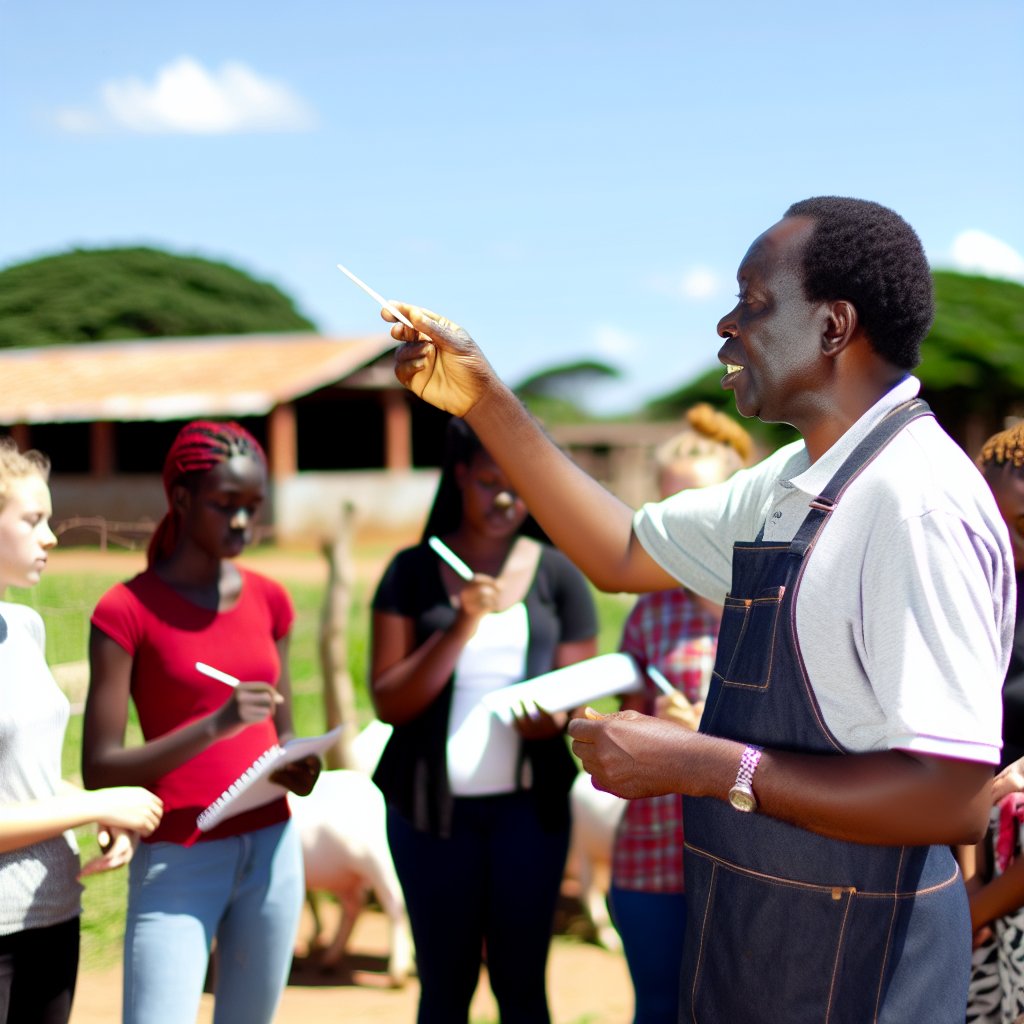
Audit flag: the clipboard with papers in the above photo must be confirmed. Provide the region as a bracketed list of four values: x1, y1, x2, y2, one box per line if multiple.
[480, 653, 644, 725]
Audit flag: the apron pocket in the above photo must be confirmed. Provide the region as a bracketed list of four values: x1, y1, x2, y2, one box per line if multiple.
[687, 857, 853, 1023]
[713, 586, 785, 690]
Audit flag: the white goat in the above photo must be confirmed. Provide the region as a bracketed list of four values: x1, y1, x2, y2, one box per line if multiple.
[288, 721, 413, 988]
[566, 772, 628, 952]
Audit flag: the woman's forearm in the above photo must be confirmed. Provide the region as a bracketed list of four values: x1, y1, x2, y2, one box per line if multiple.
[970, 856, 1024, 931]
[371, 616, 479, 726]
[82, 714, 222, 789]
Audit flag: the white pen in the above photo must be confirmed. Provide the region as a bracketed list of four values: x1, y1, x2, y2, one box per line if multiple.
[336, 263, 416, 329]
[196, 661, 240, 688]
[428, 536, 475, 581]
[646, 665, 677, 696]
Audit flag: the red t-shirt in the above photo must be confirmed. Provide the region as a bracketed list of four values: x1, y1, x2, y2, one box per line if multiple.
[90, 567, 295, 844]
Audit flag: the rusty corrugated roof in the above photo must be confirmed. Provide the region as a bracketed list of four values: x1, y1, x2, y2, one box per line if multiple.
[0, 332, 398, 424]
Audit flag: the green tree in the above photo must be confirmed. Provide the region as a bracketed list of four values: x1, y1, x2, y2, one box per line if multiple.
[513, 360, 621, 424]
[917, 271, 1024, 434]
[0, 247, 315, 347]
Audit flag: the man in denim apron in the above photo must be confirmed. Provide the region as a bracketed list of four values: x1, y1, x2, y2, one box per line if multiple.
[383, 196, 1014, 1022]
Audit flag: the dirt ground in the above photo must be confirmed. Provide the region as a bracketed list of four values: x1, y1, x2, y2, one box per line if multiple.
[69, 903, 635, 1024]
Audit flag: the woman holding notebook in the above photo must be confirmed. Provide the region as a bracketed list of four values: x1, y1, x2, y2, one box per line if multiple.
[81, 421, 317, 1024]
[371, 417, 598, 1024]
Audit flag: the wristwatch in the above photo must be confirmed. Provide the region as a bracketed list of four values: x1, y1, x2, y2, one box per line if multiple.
[728, 744, 763, 813]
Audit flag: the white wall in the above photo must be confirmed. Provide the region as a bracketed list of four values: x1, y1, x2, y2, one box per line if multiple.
[273, 469, 440, 543]
[50, 469, 440, 547]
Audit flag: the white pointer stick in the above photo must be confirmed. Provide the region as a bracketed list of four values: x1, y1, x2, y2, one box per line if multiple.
[428, 536, 475, 581]
[196, 661, 240, 688]
[646, 665, 677, 696]
[336, 263, 416, 329]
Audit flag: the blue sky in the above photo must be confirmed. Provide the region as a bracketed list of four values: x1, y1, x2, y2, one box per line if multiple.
[2, 1, 1021, 412]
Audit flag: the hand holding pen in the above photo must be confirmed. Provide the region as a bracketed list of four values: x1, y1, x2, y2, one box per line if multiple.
[646, 665, 703, 731]
[196, 662, 284, 734]
[428, 536, 504, 619]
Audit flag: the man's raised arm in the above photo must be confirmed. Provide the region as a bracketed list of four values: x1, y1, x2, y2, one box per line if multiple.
[386, 302, 677, 594]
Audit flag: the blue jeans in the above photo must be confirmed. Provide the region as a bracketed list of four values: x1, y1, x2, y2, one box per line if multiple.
[123, 819, 303, 1024]
[388, 792, 570, 1024]
[608, 886, 686, 1024]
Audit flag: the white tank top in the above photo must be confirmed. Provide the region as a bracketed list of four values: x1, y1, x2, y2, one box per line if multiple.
[446, 603, 529, 796]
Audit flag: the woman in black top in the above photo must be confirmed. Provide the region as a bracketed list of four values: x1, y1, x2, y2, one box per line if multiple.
[371, 418, 598, 1024]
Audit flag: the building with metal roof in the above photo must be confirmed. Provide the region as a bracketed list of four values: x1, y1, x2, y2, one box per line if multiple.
[0, 332, 449, 542]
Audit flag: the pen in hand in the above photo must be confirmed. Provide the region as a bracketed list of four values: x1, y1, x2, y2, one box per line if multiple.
[646, 665, 677, 696]
[196, 662, 240, 687]
[428, 536, 475, 581]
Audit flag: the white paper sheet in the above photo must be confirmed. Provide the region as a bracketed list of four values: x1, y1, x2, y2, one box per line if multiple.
[480, 653, 643, 724]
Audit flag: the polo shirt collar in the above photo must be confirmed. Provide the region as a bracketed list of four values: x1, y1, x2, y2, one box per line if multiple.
[786, 375, 921, 498]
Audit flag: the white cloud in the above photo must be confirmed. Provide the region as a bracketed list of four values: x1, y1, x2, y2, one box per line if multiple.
[948, 230, 1024, 282]
[55, 56, 317, 135]
[649, 265, 721, 301]
[593, 325, 639, 359]
[678, 267, 719, 300]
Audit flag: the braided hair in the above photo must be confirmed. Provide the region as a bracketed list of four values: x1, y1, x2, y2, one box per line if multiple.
[148, 420, 266, 565]
[977, 421, 1024, 472]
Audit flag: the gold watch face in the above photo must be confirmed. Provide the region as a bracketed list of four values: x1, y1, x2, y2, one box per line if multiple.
[728, 784, 756, 812]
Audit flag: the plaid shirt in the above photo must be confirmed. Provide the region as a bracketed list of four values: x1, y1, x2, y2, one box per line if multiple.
[611, 588, 719, 892]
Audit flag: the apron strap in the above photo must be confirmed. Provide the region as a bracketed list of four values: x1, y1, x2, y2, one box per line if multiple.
[789, 397, 933, 557]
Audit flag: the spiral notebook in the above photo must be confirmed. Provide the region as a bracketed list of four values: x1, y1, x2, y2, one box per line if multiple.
[196, 726, 343, 832]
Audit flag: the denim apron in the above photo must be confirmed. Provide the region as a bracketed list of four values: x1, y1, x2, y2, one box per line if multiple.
[680, 397, 971, 1023]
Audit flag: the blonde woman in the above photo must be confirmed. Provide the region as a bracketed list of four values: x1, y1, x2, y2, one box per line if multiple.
[0, 438, 162, 1024]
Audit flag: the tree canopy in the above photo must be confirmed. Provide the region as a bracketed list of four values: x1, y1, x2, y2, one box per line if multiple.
[513, 359, 621, 424]
[919, 270, 1024, 397]
[0, 246, 315, 347]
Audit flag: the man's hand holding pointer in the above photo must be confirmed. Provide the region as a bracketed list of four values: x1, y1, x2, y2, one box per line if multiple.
[383, 303, 502, 419]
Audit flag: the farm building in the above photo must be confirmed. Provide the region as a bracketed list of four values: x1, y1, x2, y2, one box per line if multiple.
[0, 332, 450, 544]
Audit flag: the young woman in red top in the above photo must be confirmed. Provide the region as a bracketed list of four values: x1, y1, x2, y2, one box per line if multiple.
[82, 421, 317, 1024]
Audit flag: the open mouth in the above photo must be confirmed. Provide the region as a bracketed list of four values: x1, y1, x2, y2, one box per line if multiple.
[720, 362, 744, 390]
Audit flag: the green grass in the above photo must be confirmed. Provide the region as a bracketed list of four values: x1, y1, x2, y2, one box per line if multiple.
[8, 552, 633, 971]
[10, 570, 124, 667]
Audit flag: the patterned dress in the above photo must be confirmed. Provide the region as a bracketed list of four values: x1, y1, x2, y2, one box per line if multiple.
[967, 794, 1024, 1024]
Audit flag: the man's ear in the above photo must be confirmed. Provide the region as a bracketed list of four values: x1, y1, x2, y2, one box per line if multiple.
[821, 299, 858, 356]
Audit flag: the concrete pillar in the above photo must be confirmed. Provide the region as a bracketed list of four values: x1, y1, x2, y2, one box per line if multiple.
[382, 390, 412, 470]
[90, 421, 116, 478]
[268, 403, 298, 481]
[9, 423, 30, 450]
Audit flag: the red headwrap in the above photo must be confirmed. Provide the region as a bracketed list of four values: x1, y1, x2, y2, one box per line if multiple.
[147, 420, 266, 565]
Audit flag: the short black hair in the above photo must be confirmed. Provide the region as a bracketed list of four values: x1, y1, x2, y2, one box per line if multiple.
[784, 197, 934, 368]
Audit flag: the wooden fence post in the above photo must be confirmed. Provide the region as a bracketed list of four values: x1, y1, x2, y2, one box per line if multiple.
[319, 502, 358, 770]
